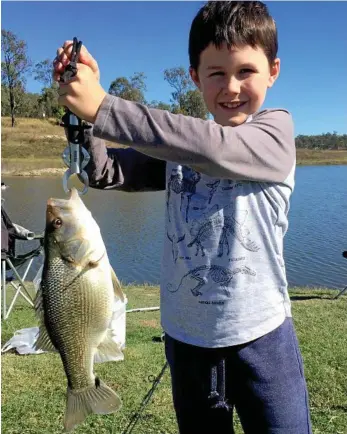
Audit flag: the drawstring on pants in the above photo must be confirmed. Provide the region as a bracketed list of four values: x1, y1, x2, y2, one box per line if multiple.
[208, 358, 230, 410]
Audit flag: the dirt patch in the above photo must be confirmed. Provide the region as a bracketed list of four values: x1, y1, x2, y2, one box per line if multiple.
[3, 168, 66, 177]
[139, 319, 159, 328]
[40, 135, 65, 140]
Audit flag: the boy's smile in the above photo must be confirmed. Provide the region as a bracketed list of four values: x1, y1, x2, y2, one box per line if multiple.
[190, 43, 280, 126]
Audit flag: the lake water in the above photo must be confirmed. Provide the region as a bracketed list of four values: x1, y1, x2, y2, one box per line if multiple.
[2, 165, 347, 291]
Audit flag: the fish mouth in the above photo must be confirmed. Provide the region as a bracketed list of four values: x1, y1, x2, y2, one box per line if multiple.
[46, 188, 83, 211]
[46, 188, 81, 227]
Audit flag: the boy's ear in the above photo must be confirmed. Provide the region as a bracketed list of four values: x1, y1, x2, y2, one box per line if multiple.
[268, 58, 280, 88]
[189, 67, 201, 90]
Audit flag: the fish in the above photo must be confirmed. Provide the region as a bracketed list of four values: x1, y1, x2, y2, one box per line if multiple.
[34, 187, 125, 432]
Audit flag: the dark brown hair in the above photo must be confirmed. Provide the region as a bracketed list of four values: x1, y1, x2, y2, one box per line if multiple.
[189, 1, 278, 70]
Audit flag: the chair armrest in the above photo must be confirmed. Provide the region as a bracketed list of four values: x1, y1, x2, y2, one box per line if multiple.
[33, 232, 45, 240]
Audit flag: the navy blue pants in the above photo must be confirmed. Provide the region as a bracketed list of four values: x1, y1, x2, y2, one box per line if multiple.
[165, 318, 312, 434]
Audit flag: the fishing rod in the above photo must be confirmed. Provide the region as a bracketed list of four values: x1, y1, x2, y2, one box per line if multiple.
[122, 361, 169, 434]
[60, 37, 91, 195]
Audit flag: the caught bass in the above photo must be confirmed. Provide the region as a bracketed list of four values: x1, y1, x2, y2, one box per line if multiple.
[35, 187, 125, 432]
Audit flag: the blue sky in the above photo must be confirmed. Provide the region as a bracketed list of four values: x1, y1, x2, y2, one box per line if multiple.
[2, 1, 347, 135]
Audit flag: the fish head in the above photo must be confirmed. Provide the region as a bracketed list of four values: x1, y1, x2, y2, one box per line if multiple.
[45, 188, 105, 266]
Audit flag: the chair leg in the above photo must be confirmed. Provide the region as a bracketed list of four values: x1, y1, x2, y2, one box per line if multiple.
[7, 258, 35, 302]
[6, 281, 34, 319]
[1, 260, 7, 319]
[3, 258, 35, 320]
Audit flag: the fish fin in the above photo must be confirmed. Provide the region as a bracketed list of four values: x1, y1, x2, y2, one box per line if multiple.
[34, 325, 57, 352]
[111, 267, 125, 302]
[33, 284, 44, 322]
[94, 329, 124, 363]
[64, 379, 122, 432]
[33, 286, 57, 352]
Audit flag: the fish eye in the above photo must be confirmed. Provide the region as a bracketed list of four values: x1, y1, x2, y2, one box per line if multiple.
[53, 218, 63, 228]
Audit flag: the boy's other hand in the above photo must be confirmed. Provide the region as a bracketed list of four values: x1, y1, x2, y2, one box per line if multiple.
[53, 41, 106, 123]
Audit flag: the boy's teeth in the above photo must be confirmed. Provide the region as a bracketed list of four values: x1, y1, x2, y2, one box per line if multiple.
[222, 102, 243, 108]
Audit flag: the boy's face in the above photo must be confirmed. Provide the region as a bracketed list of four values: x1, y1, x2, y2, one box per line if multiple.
[190, 43, 280, 126]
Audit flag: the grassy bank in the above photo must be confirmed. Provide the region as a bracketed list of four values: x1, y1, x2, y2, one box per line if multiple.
[1, 284, 346, 434]
[2, 117, 347, 175]
[296, 148, 347, 166]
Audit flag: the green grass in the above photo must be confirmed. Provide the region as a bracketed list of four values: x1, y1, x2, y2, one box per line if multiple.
[296, 149, 347, 166]
[2, 285, 347, 434]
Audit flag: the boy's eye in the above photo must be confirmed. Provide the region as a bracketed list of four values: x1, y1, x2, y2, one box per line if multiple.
[209, 71, 224, 77]
[239, 68, 254, 74]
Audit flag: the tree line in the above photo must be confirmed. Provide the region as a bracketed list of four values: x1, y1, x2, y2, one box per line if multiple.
[1, 29, 208, 126]
[1, 30, 346, 150]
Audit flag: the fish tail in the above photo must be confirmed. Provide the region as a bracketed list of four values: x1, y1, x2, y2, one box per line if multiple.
[63, 378, 122, 432]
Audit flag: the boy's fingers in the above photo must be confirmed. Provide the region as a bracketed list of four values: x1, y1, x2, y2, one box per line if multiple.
[55, 40, 100, 80]
[62, 40, 74, 53]
[53, 58, 65, 71]
[62, 40, 99, 77]
[55, 48, 69, 66]
[78, 47, 99, 77]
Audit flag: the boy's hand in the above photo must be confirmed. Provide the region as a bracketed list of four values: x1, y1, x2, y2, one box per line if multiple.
[53, 41, 100, 81]
[53, 41, 106, 123]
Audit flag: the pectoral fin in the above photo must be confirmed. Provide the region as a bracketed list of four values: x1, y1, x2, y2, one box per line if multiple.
[94, 329, 124, 363]
[111, 267, 125, 302]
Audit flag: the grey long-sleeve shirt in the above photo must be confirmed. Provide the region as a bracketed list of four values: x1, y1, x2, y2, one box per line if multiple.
[82, 94, 296, 347]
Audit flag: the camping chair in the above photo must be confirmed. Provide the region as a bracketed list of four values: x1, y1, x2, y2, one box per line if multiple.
[1, 205, 44, 320]
[334, 251, 347, 299]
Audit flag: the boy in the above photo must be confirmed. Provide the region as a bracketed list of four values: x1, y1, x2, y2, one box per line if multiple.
[54, 2, 312, 433]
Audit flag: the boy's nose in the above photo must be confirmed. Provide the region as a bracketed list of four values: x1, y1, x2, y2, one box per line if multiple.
[224, 76, 241, 94]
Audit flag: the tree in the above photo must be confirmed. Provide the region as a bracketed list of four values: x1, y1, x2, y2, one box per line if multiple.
[1, 85, 11, 116]
[179, 89, 209, 120]
[108, 72, 147, 103]
[164, 67, 208, 119]
[17, 92, 41, 118]
[147, 100, 172, 111]
[33, 58, 53, 88]
[33, 58, 63, 120]
[295, 133, 347, 150]
[164, 67, 192, 106]
[37, 86, 61, 118]
[1, 30, 31, 126]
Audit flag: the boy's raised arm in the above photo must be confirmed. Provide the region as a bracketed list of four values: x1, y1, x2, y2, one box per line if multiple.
[94, 94, 295, 183]
[81, 127, 166, 192]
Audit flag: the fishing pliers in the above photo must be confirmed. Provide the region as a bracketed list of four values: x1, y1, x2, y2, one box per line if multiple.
[60, 37, 91, 195]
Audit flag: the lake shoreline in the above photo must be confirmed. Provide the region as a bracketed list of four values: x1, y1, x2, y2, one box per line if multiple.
[2, 117, 347, 171]
[2, 168, 67, 177]
[2, 158, 347, 177]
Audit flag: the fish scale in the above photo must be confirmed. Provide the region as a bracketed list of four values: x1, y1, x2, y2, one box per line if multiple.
[41, 256, 112, 389]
